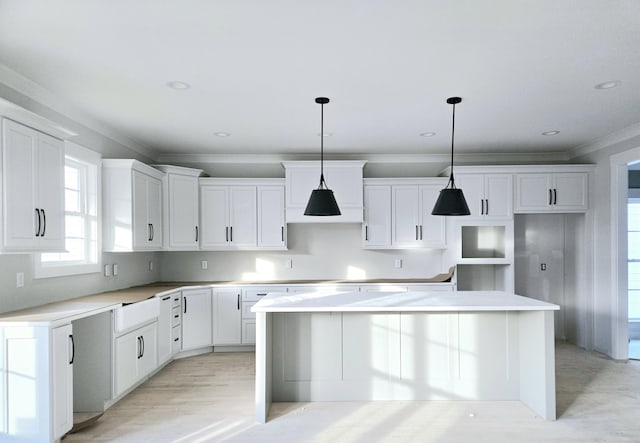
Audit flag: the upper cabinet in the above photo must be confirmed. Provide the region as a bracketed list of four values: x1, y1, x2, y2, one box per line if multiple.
[283, 161, 366, 223]
[200, 178, 286, 251]
[363, 178, 447, 249]
[102, 159, 164, 251]
[1, 118, 65, 252]
[454, 171, 513, 218]
[154, 165, 203, 251]
[515, 168, 591, 213]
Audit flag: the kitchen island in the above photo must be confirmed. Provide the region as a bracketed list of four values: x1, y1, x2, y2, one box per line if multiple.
[252, 290, 559, 423]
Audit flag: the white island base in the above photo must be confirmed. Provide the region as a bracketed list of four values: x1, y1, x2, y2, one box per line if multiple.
[254, 291, 558, 423]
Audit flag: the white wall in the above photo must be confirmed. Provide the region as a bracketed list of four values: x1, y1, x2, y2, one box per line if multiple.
[160, 223, 446, 282]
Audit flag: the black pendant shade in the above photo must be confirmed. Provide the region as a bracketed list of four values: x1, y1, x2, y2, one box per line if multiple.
[432, 96, 470, 216]
[304, 97, 341, 216]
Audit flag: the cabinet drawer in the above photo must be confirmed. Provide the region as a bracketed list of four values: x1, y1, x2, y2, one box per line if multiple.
[242, 302, 256, 319]
[171, 293, 182, 308]
[243, 287, 287, 302]
[171, 307, 181, 327]
[172, 325, 181, 353]
[114, 297, 159, 333]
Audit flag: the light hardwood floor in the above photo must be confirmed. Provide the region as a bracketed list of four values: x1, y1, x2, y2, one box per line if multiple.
[64, 342, 640, 442]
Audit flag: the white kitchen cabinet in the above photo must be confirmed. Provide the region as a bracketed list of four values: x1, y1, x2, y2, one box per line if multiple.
[200, 181, 256, 249]
[515, 172, 589, 213]
[213, 287, 242, 345]
[102, 159, 164, 251]
[257, 185, 287, 249]
[456, 173, 512, 218]
[181, 288, 212, 351]
[156, 292, 178, 365]
[363, 179, 446, 249]
[113, 322, 157, 397]
[155, 165, 203, 250]
[282, 161, 367, 223]
[241, 287, 287, 345]
[0, 323, 73, 443]
[1, 118, 65, 252]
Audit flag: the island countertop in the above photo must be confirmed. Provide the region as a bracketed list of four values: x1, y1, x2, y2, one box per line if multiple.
[252, 290, 560, 313]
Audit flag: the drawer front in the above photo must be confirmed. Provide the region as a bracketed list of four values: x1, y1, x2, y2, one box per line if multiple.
[243, 287, 287, 302]
[114, 297, 159, 333]
[171, 306, 181, 327]
[171, 292, 182, 308]
[242, 302, 256, 319]
[172, 325, 181, 353]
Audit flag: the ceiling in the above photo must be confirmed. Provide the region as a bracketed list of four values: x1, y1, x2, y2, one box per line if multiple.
[0, 1, 639, 161]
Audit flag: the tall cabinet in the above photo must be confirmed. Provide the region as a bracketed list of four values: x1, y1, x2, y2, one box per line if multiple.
[102, 159, 164, 251]
[1, 118, 65, 252]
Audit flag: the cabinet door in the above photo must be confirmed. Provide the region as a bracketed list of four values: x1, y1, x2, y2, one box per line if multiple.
[553, 173, 588, 211]
[363, 185, 392, 248]
[157, 295, 173, 364]
[137, 323, 158, 379]
[182, 289, 213, 350]
[147, 176, 163, 248]
[52, 324, 73, 440]
[167, 174, 199, 249]
[484, 174, 513, 218]
[36, 132, 65, 250]
[514, 173, 552, 212]
[242, 319, 256, 345]
[2, 119, 37, 249]
[200, 186, 229, 249]
[456, 174, 484, 217]
[212, 288, 242, 345]
[419, 184, 446, 247]
[257, 186, 286, 249]
[132, 171, 151, 249]
[228, 186, 257, 249]
[114, 330, 139, 396]
[392, 186, 421, 248]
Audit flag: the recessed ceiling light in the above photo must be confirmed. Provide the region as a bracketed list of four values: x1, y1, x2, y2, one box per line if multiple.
[542, 130, 560, 136]
[420, 132, 436, 137]
[214, 132, 231, 137]
[166, 81, 191, 90]
[594, 80, 621, 90]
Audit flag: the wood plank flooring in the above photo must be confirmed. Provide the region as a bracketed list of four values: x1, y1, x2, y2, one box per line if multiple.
[63, 342, 640, 442]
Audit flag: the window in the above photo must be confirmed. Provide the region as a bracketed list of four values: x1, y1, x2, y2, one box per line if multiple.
[34, 142, 101, 278]
[628, 197, 640, 320]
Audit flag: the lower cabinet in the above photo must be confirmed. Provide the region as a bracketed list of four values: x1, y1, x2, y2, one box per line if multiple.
[181, 288, 212, 351]
[113, 322, 157, 397]
[241, 287, 287, 344]
[0, 323, 73, 443]
[212, 287, 242, 345]
[157, 291, 181, 365]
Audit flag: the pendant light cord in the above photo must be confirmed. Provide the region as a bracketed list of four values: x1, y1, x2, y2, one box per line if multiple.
[448, 100, 457, 189]
[319, 100, 326, 189]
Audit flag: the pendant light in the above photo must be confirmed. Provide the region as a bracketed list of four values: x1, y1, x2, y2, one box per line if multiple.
[432, 96, 471, 216]
[304, 97, 341, 216]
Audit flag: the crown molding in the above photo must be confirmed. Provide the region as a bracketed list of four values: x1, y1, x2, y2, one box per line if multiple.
[0, 64, 157, 160]
[570, 122, 640, 159]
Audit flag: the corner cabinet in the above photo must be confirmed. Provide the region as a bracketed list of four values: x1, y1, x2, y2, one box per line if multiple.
[154, 165, 203, 251]
[363, 178, 447, 249]
[514, 167, 591, 213]
[0, 323, 73, 443]
[1, 118, 65, 252]
[282, 161, 366, 223]
[102, 159, 164, 251]
[200, 178, 286, 251]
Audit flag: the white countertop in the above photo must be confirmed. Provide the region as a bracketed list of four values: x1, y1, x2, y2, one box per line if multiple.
[251, 290, 560, 313]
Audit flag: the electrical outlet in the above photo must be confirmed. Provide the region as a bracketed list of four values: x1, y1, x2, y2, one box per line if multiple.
[104, 264, 112, 277]
[201, 260, 208, 270]
[540, 263, 547, 271]
[113, 263, 119, 276]
[16, 272, 24, 288]
[395, 259, 402, 269]
[285, 259, 292, 269]
[149, 261, 153, 271]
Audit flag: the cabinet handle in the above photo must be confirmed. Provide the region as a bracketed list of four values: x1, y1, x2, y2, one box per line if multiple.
[137, 336, 142, 359]
[365, 225, 368, 241]
[35, 209, 41, 237]
[184, 296, 187, 314]
[174, 314, 179, 319]
[257, 293, 267, 296]
[230, 226, 233, 242]
[148, 224, 152, 241]
[225, 226, 229, 242]
[141, 335, 145, 358]
[281, 226, 284, 242]
[162, 296, 171, 301]
[554, 188, 557, 205]
[195, 226, 199, 242]
[174, 337, 179, 342]
[41, 210, 46, 237]
[415, 225, 419, 240]
[485, 199, 489, 216]
[69, 334, 75, 364]
[549, 189, 553, 205]
[237, 294, 240, 310]
[151, 224, 154, 241]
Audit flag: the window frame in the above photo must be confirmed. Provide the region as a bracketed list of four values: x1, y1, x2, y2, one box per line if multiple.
[33, 141, 102, 278]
